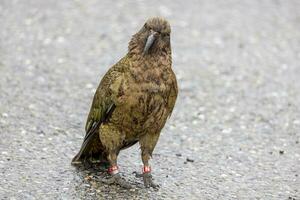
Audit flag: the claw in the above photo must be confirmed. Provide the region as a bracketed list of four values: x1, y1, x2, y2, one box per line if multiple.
[133, 172, 159, 188]
[101, 173, 132, 189]
[133, 171, 143, 178]
[143, 173, 159, 188]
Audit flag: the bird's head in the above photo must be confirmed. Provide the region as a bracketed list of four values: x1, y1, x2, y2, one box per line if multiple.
[129, 17, 171, 56]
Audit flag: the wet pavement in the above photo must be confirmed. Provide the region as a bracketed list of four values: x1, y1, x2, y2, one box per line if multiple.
[0, 0, 300, 199]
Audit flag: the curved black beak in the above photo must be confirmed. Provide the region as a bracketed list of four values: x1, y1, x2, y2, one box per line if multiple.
[143, 31, 158, 55]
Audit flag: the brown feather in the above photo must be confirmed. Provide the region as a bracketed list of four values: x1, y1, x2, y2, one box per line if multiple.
[72, 17, 178, 168]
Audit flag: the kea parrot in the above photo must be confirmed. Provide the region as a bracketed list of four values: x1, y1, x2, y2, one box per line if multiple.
[72, 17, 178, 188]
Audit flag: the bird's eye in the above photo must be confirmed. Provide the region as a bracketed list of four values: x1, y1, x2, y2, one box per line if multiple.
[144, 24, 149, 30]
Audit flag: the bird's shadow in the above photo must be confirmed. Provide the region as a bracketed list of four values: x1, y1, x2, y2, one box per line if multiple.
[72, 162, 150, 197]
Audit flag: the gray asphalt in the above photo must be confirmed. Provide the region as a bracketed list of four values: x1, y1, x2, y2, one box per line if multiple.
[0, 0, 300, 199]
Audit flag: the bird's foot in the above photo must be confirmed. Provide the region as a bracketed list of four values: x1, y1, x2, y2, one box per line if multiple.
[101, 173, 132, 189]
[101, 166, 132, 189]
[133, 167, 159, 188]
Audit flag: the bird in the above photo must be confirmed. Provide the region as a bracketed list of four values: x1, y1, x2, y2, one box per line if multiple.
[72, 17, 178, 188]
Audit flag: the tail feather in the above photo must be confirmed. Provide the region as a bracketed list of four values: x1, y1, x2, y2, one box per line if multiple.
[72, 104, 116, 165]
[71, 124, 102, 165]
[71, 153, 83, 165]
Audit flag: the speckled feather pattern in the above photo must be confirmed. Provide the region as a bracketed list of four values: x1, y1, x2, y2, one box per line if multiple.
[72, 17, 178, 163]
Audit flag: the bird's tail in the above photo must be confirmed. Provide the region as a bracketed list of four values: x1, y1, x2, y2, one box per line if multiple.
[71, 128, 104, 166]
[71, 152, 83, 165]
[71, 140, 107, 166]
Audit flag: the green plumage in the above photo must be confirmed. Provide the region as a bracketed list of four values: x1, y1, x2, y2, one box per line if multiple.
[72, 17, 178, 188]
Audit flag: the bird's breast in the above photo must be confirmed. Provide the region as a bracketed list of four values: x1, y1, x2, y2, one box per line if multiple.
[112, 79, 169, 135]
[110, 60, 173, 136]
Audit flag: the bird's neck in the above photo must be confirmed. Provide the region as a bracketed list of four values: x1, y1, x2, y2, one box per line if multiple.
[126, 52, 172, 85]
[128, 51, 172, 70]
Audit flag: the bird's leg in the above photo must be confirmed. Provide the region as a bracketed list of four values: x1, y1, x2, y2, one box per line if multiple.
[98, 124, 131, 188]
[101, 150, 132, 189]
[135, 133, 160, 188]
[140, 151, 159, 188]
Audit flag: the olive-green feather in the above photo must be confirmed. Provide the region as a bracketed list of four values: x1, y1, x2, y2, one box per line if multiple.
[72, 58, 126, 164]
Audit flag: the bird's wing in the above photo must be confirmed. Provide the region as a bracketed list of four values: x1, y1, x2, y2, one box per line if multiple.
[72, 58, 127, 163]
[85, 84, 113, 136]
[85, 60, 126, 137]
[167, 71, 178, 118]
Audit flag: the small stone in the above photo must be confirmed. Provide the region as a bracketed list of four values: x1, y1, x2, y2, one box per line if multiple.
[279, 150, 284, 155]
[240, 125, 246, 130]
[85, 175, 93, 181]
[175, 153, 182, 157]
[186, 158, 194, 162]
[28, 104, 35, 110]
[38, 130, 45, 135]
[222, 128, 232, 134]
[19, 148, 25, 152]
[293, 120, 300, 125]
[220, 174, 227, 178]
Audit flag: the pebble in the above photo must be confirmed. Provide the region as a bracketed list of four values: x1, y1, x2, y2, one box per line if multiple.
[186, 158, 194, 163]
[279, 150, 285, 155]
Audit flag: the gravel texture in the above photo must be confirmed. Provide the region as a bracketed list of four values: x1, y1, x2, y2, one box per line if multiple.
[1, 0, 300, 199]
